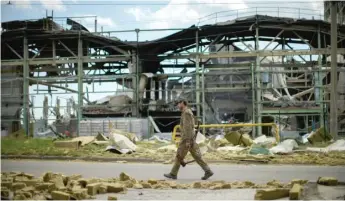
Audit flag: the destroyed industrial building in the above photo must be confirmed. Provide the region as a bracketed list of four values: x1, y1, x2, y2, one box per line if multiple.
[1, 5, 345, 140]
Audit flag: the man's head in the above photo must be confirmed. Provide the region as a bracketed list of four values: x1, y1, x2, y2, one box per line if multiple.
[176, 99, 188, 111]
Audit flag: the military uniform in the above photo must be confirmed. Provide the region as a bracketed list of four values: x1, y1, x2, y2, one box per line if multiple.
[166, 107, 213, 180]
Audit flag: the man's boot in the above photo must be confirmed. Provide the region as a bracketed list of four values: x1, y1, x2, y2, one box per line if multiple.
[164, 173, 177, 180]
[201, 170, 214, 180]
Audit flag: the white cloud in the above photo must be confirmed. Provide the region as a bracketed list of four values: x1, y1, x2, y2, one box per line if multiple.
[11, 0, 66, 11]
[80, 14, 116, 31]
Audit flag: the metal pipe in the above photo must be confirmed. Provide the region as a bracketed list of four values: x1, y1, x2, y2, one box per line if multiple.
[23, 36, 29, 136]
[330, 2, 338, 139]
[255, 24, 262, 137]
[77, 34, 83, 137]
[195, 29, 200, 119]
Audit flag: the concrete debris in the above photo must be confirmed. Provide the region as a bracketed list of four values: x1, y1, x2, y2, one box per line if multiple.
[254, 188, 290, 200]
[249, 144, 271, 155]
[192, 182, 202, 188]
[216, 146, 246, 152]
[317, 177, 338, 186]
[35, 183, 54, 191]
[96, 132, 108, 141]
[106, 183, 127, 193]
[133, 183, 144, 189]
[225, 131, 253, 147]
[119, 172, 132, 181]
[307, 127, 333, 144]
[70, 189, 89, 200]
[147, 179, 158, 185]
[106, 146, 134, 154]
[289, 183, 302, 200]
[51, 191, 70, 200]
[149, 135, 170, 143]
[326, 139, 345, 152]
[140, 182, 152, 189]
[12, 182, 26, 191]
[109, 131, 137, 152]
[290, 179, 308, 186]
[110, 129, 139, 144]
[253, 135, 276, 146]
[54, 141, 81, 149]
[270, 139, 298, 154]
[87, 183, 101, 195]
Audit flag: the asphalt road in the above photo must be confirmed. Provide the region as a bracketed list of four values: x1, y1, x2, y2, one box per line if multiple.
[2, 160, 345, 183]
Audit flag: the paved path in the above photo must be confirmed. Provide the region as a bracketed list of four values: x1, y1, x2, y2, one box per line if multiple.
[2, 160, 345, 183]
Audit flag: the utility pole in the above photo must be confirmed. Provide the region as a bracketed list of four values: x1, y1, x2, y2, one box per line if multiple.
[330, 1, 338, 139]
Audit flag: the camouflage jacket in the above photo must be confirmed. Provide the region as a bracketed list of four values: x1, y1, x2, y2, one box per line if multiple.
[180, 108, 195, 141]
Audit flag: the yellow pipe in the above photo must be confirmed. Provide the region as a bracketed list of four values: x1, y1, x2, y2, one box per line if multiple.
[172, 123, 280, 143]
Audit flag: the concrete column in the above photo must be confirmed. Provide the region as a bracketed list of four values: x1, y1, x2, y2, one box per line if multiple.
[330, 2, 338, 138]
[23, 36, 29, 136]
[77, 35, 83, 136]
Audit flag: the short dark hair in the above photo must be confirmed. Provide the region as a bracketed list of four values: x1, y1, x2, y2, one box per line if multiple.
[179, 100, 188, 106]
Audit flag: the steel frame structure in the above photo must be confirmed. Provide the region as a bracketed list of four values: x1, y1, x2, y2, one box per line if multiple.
[1, 11, 345, 137]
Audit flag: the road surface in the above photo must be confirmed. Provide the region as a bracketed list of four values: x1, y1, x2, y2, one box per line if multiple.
[2, 159, 345, 183]
[2, 160, 345, 200]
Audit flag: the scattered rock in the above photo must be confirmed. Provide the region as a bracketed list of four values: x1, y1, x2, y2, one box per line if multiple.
[119, 172, 131, 181]
[87, 183, 101, 196]
[1, 189, 10, 198]
[51, 191, 70, 200]
[147, 179, 158, 185]
[106, 183, 126, 193]
[70, 189, 89, 200]
[290, 179, 308, 186]
[140, 182, 152, 189]
[221, 183, 232, 189]
[35, 183, 54, 191]
[99, 185, 108, 194]
[209, 184, 222, 190]
[317, 177, 338, 186]
[1, 182, 12, 189]
[289, 184, 302, 200]
[267, 180, 285, 188]
[133, 184, 143, 189]
[13, 194, 27, 200]
[192, 182, 202, 189]
[12, 182, 26, 191]
[254, 188, 289, 200]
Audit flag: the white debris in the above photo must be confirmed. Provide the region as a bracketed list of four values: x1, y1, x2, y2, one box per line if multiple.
[195, 132, 208, 154]
[327, 139, 345, 152]
[253, 135, 276, 145]
[71, 136, 95, 146]
[149, 135, 170, 143]
[109, 131, 137, 152]
[105, 146, 134, 154]
[217, 146, 246, 152]
[270, 139, 298, 154]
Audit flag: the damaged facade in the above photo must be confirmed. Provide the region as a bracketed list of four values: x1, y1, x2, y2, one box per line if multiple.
[1, 7, 345, 140]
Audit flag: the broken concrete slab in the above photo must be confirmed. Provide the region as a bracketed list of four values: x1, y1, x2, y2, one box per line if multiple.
[307, 127, 333, 144]
[54, 141, 81, 149]
[289, 184, 302, 200]
[106, 183, 126, 193]
[225, 131, 253, 147]
[290, 179, 308, 186]
[119, 172, 132, 181]
[71, 136, 95, 146]
[35, 183, 54, 191]
[140, 182, 152, 189]
[317, 177, 338, 186]
[51, 191, 70, 200]
[96, 132, 108, 141]
[70, 189, 89, 200]
[147, 179, 158, 185]
[254, 188, 290, 200]
[12, 182, 26, 191]
[1, 182, 12, 189]
[87, 183, 101, 196]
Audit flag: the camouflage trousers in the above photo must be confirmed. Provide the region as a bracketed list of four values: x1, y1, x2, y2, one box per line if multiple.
[170, 139, 211, 176]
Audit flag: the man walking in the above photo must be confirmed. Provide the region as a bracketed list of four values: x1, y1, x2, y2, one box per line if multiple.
[164, 99, 214, 180]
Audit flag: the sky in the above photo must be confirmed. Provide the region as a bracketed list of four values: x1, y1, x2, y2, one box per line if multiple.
[1, 0, 326, 122]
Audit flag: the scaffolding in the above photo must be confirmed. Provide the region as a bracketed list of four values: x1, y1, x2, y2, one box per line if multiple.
[1, 7, 345, 138]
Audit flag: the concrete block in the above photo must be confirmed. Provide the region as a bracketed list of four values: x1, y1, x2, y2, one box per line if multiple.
[254, 188, 290, 200]
[106, 183, 126, 193]
[267, 180, 284, 188]
[43, 172, 54, 182]
[77, 179, 88, 188]
[290, 179, 308, 186]
[87, 183, 101, 195]
[147, 179, 158, 185]
[70, 189, 88, 200]
[1, 189, 10, 198]
[123, 180, 134, 188]
[192, 182, 202, 189]
[99, 186, 107, 194]
[35, 183, 54, 191]
[317, 177, 338, 186]
[289, 184, 302, 200]
[140, 182, 152, 189]
[51, 191, 71, 200]
[221, 183, 232, 189]
[133, 184, 143, 189]
[1, 182, 12, 189]
[54, 141, 81, 149]
[119, 172, 131, 181]
[51, 176, 65, 189]
[108, 195, 118, 200]
[12, 182, 26, 191]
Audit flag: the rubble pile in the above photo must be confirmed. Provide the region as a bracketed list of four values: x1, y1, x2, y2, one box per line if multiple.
[1, 171, 341, 200]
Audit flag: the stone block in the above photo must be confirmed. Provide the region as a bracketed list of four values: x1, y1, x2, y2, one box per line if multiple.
[147, 179, 158, 185]
[108, 195, 118, 200]
[119, 172, 131, 181]
[254, 188, 290, 200]
[87, 183, 101, 195]
[141, 182, 152, 189]
[289, 184, 302, 200]
[107, 183, 126, 193]
[12, 182, 26, 191]
[35, 183, 54, 191]
[51, 191, 71, 200]
[317, 177, 338, 186]
[133, 184, 143, 189]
